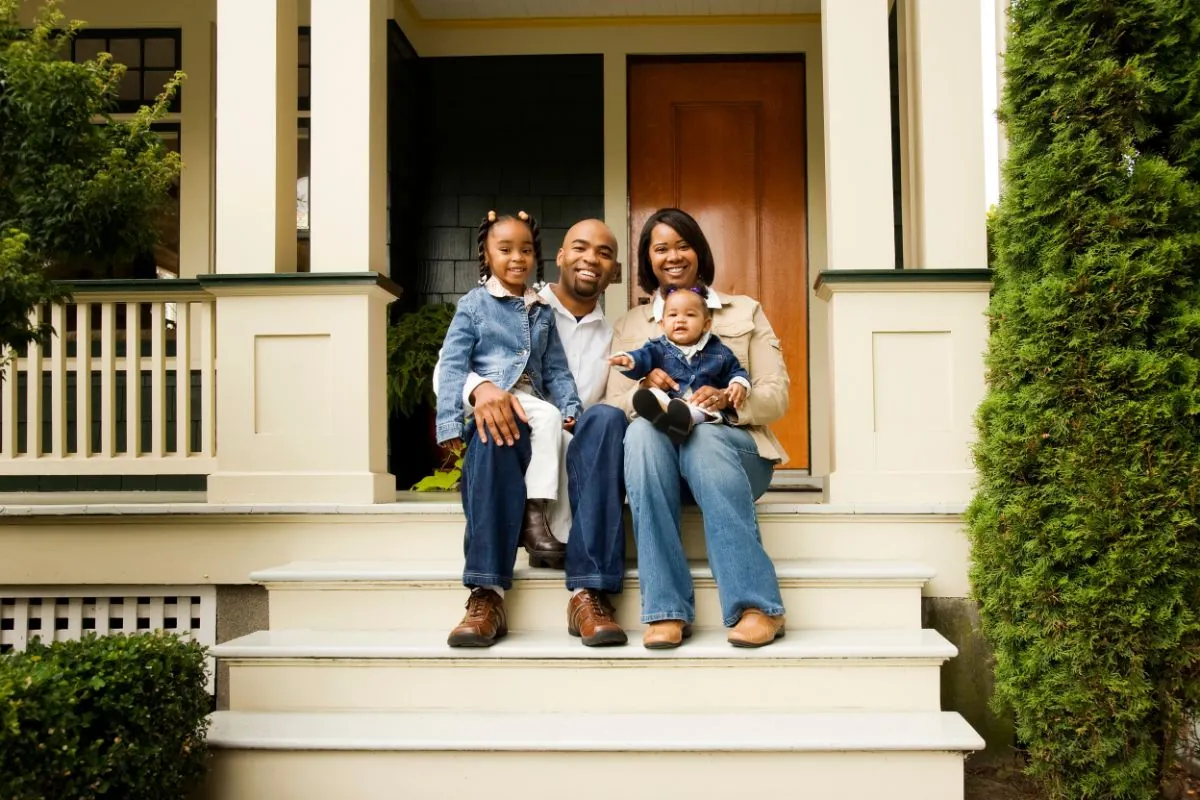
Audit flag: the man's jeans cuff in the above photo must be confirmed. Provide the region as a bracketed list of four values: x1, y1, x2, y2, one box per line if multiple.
[566, 574, 624, 594]
[463, 571, 512, 590]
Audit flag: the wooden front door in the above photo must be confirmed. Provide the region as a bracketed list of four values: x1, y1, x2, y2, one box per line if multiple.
[628, 58, 810, 469]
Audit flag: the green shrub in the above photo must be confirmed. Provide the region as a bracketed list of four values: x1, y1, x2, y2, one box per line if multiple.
[0, 633, 211, 800]
[968, 2, 1200, 798]
[387, 302, 456, 416]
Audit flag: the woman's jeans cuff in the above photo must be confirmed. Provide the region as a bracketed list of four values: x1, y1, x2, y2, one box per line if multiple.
[642, 610, 693, 624]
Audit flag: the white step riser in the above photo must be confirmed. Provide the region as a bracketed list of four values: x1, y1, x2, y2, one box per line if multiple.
[265, 581, 923, 631]
[203, 750, 966, 800]
[226, 660, 945, 714]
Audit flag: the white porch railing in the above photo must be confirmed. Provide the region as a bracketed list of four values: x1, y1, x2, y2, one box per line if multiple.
[0, 281, 216, 475]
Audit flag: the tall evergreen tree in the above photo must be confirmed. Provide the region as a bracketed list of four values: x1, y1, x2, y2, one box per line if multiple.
[969, 1, 1200, 796]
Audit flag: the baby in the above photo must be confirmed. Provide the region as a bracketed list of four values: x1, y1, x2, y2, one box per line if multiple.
[608, 285, 750, 444]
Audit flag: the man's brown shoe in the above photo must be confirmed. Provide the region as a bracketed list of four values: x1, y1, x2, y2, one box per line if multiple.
[567, 590, 627, 647]
[447, 588, 507, 647]
[521, 500, 565, 569]
[727, 609, 785, 648]
[642, 619, 692, 650]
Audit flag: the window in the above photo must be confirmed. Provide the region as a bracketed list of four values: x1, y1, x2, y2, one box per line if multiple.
[298, 29, 311, 111]
[71, 29, 182, 113]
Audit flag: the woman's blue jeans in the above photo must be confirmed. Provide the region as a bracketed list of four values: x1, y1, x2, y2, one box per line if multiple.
[624, 419, 785, 627]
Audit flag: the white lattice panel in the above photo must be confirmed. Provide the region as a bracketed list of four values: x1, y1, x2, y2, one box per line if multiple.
[0, 586, 216, 692]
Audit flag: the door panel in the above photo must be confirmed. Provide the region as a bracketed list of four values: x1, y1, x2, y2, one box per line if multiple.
[629, 59, 809, 469]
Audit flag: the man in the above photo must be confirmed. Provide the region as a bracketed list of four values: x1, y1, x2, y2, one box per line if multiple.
[442, 219, 630, 648]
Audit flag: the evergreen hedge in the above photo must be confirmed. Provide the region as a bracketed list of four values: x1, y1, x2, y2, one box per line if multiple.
[0, 633, 211, 800]
[968, 1, 1200, 797]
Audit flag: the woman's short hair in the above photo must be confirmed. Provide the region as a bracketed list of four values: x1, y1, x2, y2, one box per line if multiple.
[636, 208, 716, 295]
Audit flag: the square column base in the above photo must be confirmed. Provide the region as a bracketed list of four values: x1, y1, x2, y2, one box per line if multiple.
[206, 471, 395, 505]
[200, 273, 400, 506]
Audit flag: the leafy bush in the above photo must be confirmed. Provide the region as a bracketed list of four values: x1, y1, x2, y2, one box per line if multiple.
[968, 2, 1200, 798]
[387, 302, 456, 416]
[0, 633, 211, 800]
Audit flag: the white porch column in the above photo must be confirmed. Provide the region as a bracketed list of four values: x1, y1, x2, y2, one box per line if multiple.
[309, 0, 389, 275]
[214, 0, 297, 274]
[820, 0, 895, 270]
[907, 0, 988, 269]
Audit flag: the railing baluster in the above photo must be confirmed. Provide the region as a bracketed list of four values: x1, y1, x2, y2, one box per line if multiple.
[1, 343, 16, 459]
[26, 308, 43, 457]
[76, 304, 92, 458]
[150, 303, 166, 458]
[100, 303, 116, 459]
[50, 304, 67, 458]
[199, 301, 216, 458]
[174, 302, 191, 455]
[124, 302, 141, 457]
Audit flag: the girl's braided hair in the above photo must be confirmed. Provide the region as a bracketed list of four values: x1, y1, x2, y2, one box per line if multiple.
[476, 210, 545, 287]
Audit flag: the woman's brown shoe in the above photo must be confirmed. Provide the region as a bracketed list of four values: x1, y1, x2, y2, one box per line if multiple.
[727, 609, 785, 648]
[642, 619, 692, 649]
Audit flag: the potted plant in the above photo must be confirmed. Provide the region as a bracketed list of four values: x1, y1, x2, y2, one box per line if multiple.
[386, 302, 456, 418]
[386, 302, 459, 490]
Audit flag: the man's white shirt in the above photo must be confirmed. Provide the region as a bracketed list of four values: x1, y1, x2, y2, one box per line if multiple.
[458, 284, 613, 412]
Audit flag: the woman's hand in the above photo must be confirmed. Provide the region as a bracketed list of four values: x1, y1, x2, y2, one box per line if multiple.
[689, 385, 728, 412]
[640, 368, 679, 393]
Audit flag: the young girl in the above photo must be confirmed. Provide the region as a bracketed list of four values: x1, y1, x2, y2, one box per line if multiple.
[437, 211, 581, 589]
[608, 285, 749, 445]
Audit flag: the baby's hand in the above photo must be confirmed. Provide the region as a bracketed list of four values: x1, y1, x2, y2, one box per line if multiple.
[608, 353, 633, 369]
[563, 417, 576, 432]
[726, 384, 747, 409]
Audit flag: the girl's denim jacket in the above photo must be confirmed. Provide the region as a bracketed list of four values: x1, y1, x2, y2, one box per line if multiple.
[435, 285, 582, 443]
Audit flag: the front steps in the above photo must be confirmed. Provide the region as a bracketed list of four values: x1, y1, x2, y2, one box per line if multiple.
[204, 711, 981, 800]
[255, 559, 932, 631]
[201, 500, 983, 799]
[218, 628, 954, 713]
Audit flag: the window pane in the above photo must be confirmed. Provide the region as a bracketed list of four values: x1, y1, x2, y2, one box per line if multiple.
[143, 70, 175, 100]
[74, 38, 103, 63]
[144, 38, 176, 68]
[109, 38, 141, 68]
[298, 33, 310, 66]
[298, 67, 310, 99]
[119, 69, 141, 101]
[297, 128, 310, 232]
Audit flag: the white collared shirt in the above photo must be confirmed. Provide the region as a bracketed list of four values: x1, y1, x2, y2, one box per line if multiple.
[457, 284, 613, 411]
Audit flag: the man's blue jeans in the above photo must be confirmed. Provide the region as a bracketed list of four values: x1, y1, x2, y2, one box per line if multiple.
[565, 404, 628, 593]
[459, 404, 627, 592]
[624, 419, 784, 627]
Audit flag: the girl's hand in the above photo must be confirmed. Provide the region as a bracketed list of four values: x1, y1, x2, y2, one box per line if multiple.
[442, 438, 464, 453]
[726, 384, 747, 409]
[689, 386, 728, 412]
[608, 354, 634, 369]
[563, 417, 576, 432]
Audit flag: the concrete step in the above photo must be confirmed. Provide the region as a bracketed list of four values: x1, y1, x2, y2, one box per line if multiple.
[201, 709, 984, 800]
[254, 559, 933, 631]
[215, 628, 956, 714]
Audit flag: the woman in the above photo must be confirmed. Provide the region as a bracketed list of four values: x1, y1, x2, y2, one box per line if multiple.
[607, 208, 790, 649]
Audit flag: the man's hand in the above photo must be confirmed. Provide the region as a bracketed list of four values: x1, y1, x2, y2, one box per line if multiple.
[689, 385, 728, 413]
[470, 381, 528, 446]
[640, 368, 679, 393]
[608, 353, 634, 369]
[726, 383, 747, 409]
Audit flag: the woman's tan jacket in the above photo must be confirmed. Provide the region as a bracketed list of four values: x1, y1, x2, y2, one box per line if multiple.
[604, 293, 790, 463]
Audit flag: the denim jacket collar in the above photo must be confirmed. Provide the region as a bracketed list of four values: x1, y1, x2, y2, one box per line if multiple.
[663, 330, 712, 360]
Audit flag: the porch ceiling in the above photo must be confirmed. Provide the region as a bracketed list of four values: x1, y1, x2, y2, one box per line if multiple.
[407, 0, 821, 20]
